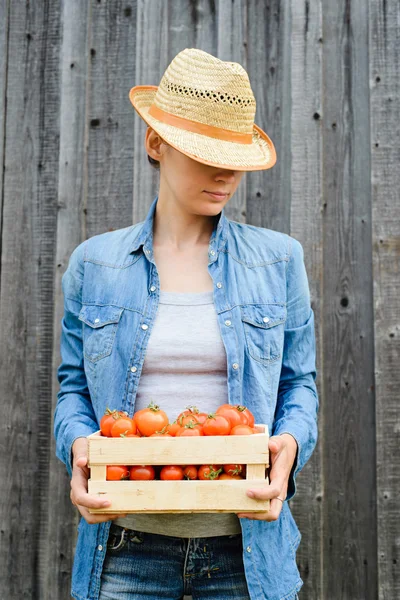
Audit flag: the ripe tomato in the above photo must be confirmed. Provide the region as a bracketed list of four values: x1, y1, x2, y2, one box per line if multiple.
[100, 412, 117, 437]
[230, 424, 254, 435]
[110, 417, 137, 437]
[177, 406, 200, 420]
[203, 414, 231, 436]
[160, 465, 184, 480]
[166, 421, 181, 436]
[223, 464, 245, 476]
[183, 466, 198, 480]
[193, 412, 208, 425]
[218, 473, 244, 480]
[177, 414, 200, 427]
[106, 465, 130, 480]
[129, 465, 155, 480]
[215, 404, 243, 428]
[133, 402, 169, 437]
[197, 465, 223, 480]
[100, 408, 128, 437]
[175, 425, 204, 436]
[235, 405, 255, 427]
[149, 432, 172, 437]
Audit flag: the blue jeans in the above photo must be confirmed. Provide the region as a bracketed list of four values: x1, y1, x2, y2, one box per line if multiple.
[99, 523, 251, 599]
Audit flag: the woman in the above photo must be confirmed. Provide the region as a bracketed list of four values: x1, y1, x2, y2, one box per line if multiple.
[55, 48, 318, 600]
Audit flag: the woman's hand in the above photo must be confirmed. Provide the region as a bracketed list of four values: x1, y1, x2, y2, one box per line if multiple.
[70, 437, 127, 524]
[236, 433, 298, 522]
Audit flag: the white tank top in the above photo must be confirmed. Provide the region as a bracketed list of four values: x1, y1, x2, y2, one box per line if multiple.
[115, 290, 241, 537]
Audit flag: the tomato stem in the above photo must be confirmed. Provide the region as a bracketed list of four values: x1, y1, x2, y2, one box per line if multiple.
[185, 404, 200, 414]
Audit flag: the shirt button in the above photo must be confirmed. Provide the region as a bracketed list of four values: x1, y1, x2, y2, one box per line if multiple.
[98, 545, 103, 551]
[141, 324, 148, 330]
[263, 317, 270, 323]
[94, 318, 100, 324]
[246, 545, 251, 553]
[130, 366, 137, 373]
[150, 285, 156, 292]
[232, 363, 239, 370]
[210, 250, 215, 255]
[216, 282, 222, 288]
[225, 320, 231, 326]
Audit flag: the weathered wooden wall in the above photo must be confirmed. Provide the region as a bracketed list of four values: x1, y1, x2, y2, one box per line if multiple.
[0, 1, 398, 599]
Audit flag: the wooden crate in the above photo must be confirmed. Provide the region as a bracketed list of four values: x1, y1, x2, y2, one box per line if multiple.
[87, 423, 270, 513]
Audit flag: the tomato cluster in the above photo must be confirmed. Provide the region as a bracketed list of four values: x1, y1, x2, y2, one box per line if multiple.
[99, 403, 256, 482]
[100, 402, 256, 438]
[106, 463, 248, 481]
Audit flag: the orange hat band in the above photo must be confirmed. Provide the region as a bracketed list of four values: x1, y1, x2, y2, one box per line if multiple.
[148, 104, 253, 145]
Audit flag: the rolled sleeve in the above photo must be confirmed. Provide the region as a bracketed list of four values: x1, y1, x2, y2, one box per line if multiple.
[272, 237, 319, 501]
[54, 240, 98, 477]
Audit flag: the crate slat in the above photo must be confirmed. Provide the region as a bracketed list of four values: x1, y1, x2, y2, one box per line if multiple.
[90, 465, 107, 481]
[88, 426, 269, 467]
[88, 479, 270, 513]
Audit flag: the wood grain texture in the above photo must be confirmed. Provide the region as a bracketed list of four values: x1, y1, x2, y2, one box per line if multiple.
[369, 0, 400, 598]
[0, 0, 398, 598]
[0, 1, 61, 598]
[290, 1, 323, 598]
[0, 0, 8, 244]
[88, 479, 270, 513]
[86, 0, 137, 238]
[322, 0, 378, 598]
[47, 2, 92, 599]
[87, 426, 269, 465]
[246, 0, 290, 233]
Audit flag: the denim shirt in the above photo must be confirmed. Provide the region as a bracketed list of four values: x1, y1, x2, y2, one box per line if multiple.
[54, 194, 319, 600]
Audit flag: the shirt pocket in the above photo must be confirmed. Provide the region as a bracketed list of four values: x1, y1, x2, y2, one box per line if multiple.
[240, 303, 286, 365]
[78, 304, 124, 363]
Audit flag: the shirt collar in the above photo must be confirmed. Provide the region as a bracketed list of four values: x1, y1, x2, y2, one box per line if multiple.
[129, 194, 228, 255]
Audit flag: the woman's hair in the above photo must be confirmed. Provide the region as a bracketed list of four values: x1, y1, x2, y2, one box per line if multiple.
[147, 154, 160, 170]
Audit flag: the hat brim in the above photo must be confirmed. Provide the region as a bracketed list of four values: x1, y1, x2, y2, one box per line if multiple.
[129, 86, 277, 172]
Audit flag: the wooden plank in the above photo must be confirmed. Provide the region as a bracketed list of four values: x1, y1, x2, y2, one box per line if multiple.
[246, 0, 291, 233]
[369, 0, 400, 598]
[88, 479, 270, 513]
[321, 1, 377, 598]
[90, 465, 107, 481]
[88, 426, 269, 466]
[0, 0, 8, 244]
[47, 2, 92, 599]
[0, 2, 62, 599]
[246, 464, 268, 479]
[290, 1, 324, 598]
[86, 0, 137, 238]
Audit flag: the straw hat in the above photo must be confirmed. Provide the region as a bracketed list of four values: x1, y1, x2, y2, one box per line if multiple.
[129, 48, 276, 171]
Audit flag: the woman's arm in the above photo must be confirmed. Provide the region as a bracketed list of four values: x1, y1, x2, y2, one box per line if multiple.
[54, 240, 99, 477]
[54, 241, 125, 522]
[272, 236, 319, 501]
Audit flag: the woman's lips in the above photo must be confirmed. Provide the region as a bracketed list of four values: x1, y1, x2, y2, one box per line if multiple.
[204, 191, 228, 200]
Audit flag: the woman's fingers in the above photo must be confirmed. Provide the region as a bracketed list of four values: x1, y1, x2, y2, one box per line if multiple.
[74, 455, 88, 468]
[237, 497, 284, 521]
